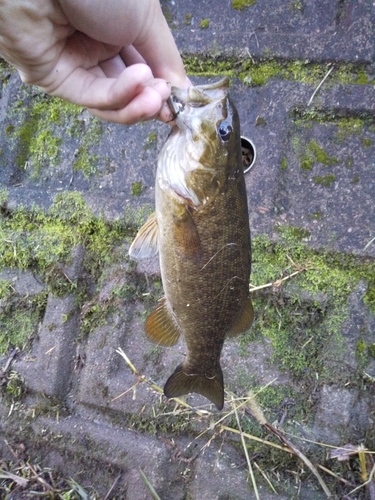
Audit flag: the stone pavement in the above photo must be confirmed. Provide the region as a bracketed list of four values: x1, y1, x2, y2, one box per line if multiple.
[1, 1, 375, 498]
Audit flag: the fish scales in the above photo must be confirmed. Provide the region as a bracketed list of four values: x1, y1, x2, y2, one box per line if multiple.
[129, 78, 253, 409]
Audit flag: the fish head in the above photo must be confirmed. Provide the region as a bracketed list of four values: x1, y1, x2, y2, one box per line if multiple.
[158, 78, 241, 207]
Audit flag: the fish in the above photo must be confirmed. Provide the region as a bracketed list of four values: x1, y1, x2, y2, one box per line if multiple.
[129, 78, 253, 410]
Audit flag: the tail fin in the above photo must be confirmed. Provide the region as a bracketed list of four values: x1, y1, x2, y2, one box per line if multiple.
[164, 364, 224, 410]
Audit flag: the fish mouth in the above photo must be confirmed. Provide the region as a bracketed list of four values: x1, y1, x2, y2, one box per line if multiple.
[167, 95, 184, 120]
[167, 77, 230, 120]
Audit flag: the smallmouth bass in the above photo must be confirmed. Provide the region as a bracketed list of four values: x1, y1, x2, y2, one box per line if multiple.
[129, 78, 253, 410]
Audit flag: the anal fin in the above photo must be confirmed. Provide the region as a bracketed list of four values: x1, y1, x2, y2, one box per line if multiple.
[145, 297, 180, 347]
[227, 297, 254, 337]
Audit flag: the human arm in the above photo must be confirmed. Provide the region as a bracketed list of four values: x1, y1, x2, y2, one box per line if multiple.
[0, 0, 189, 124]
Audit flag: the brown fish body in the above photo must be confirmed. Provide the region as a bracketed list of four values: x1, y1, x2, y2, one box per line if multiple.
[129, 79, 253, 409]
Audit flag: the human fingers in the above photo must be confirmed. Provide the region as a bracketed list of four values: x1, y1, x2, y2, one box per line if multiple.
[99, 54, 126, 79]
[88, 82, 170, 125]
[52, 62, 168, 106]
[129, 0, 189, 89]
[59, 0, 189, 89]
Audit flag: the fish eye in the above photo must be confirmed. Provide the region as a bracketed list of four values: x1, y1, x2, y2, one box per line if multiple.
[217, 120, 233, 142]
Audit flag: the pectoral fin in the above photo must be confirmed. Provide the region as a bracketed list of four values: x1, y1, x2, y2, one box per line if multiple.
[164, 363, 224, 410]
[129, 212, 158, 260]
[173, 206, 202, 262]
[227, 297, 254, 337]
[145, 298, 180, 347]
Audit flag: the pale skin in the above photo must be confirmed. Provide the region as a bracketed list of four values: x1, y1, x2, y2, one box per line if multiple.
[0, 0, 190, 124]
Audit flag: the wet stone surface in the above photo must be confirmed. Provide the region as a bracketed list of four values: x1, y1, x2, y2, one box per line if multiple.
[1, 1, 375, 499]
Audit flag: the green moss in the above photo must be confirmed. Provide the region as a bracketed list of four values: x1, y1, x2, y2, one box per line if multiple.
[336, 118, 365, 142]
[6, 91, 104, 179]
[354, 68, 369, 85]
[255, 116, 267, 127]
[0, 192, 156, 348]
[351, 174, 360, 184]
[131, 181, 145, 197]
[199, 19, 210, 29]
[308, 139, 339, 166]
[232, 0, 256, 9]
[185, 56, 373, 89]
[0, 188, 8, 206]
[5, 124, 14, 135]
[309, 210, 323, 220]
[242, 61, 282, 87]
[280, 157, 288, 170]
[3, 371, 26, 402]
[277, 225, 310, 241]
[184, 13, 192, 25]
[313, 174, 336, 187]
[143, 131, 158, 152]
[290, 0, 303, 11]
[73, 146, 99, 178]
[8, 96, 82, 176]
[368, 344, 375, 359]
[0, 289, 48, 354]
[242, 229, 375, 386]
[300, 155, 314, 170]
[361, 137, 373, 148]
[0, 192, 140, 289]
[345, 156, 353, 168]
[364, 281, 375, 311]
[356, 339, 367, 356]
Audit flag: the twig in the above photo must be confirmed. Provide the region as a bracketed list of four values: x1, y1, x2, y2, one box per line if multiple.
[307, 65, 334, 106]
[103, 473, 122, 500]
[27, 461, 54, 492]
[317, 464, 355, 487]
[243, 391, 332, 498]
[249, 267, 307, 293]
[233, 397, 260, 500]
[263, 423, 332, 498]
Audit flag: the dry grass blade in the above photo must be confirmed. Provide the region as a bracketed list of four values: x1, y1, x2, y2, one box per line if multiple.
[233, 397, 260, 500]
[307, 64, 334, 106]
[67, 478, 91, 499]
[263, 422, 332, 498]
[0, 467, 28, 487]
[139, 469, 162, 500]
[103, 473, 121, 500]
[249, 266, 307, 293]
[347, 462, 375, 497]
[317, 464, 355, 488]
[27, 461, 55, 492]
[253, 461, 277, 494]
[363, 236, 375, 251]
[244, 392, 332, 498]
[116, 348, 209, 416]
[116, 350, 366, 500]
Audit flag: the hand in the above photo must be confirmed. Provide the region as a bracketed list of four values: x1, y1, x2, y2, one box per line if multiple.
[0, 0, 189, 124]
